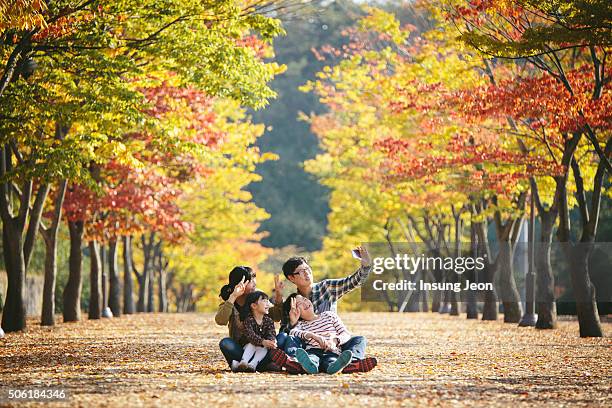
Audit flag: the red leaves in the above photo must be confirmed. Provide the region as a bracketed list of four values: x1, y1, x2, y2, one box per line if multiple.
[32, 13, 95, 42]
[236, 35, 267, 58]
[61, 83, 228, 244]
[389, 82, 447, 114]
[445, 65, 612, 139]
[374, 131, 564, 196]
[63, 161, 193, 244]
[140, 83, 223, 148]
[63, 184, 96, 223]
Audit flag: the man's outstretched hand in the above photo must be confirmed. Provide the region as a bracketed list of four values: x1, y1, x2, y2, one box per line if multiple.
[355, 245, 371, 267]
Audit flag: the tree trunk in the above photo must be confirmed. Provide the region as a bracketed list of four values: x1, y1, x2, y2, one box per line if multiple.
[481, 259, 498, 321]
[420, 287, 429, 312]
[450, 213, 462, 316]
[472, 210, 497, 321]
[498, 235, 523, 323]
[88, 240, 102, 320]
[404, 270, 422, 312]
[158, 266, 167, 313]
[486, 206, 525, 323]
[156, 244, 168, 313]
[466, 220, 479, 319]
[566, 243, 602, 337]
[535, 210, 557, 329]
[100, 245, 108, 316]
[136, 266, 148, 313]
[0, 143, 50, 332]
[439, 287, 451, 314]
[449, 278, 460, 315]
[63, 220, 84, 322]
[41, 180, 67, 327]
[108, 240, 121, 317]
[136, 233, 154, 312]
[556, 138, 606, 337]
[1, 222, 26, 332]
[177, 283, 194, 313]
[430, 267, 443, 313]
[41, 236, 57, 326]
[122, 236, 135, 314]
[147, 263, 154, 313]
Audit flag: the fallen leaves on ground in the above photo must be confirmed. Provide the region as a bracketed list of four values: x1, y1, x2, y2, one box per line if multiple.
[0, 313, 610, 407]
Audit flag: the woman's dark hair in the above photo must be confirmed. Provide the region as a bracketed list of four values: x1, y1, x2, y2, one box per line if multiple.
[219, 266, 254, 301]
[282, 293, 299, 322]
[240, 291, 269, 321]
[282, 256, 307, 278]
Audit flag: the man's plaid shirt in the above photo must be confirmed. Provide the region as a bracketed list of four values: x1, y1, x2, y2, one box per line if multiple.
[308, 264, 373, 313]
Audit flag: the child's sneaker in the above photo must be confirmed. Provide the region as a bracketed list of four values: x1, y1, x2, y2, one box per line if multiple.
[231, 360, 240, 372]
[246, 362, 257, 372]
[237, 360, 250, 372]
[326, 350, 353, 374]
[341, 357, 377, 373]
[295, 348, 318, 374]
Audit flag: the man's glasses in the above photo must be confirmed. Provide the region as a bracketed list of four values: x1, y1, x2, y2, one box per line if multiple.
[290, 265, 310, 276]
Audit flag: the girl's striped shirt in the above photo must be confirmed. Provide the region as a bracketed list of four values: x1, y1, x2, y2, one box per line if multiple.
[289, 311, 352, 351]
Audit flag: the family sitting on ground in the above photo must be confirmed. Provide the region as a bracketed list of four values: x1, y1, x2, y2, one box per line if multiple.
[214, 246, 377, 374]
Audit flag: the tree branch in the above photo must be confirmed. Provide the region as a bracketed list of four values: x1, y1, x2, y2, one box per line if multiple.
[0, 146, 13, 224]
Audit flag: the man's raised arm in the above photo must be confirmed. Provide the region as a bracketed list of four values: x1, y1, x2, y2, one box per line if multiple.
[325, 246, 372, 301]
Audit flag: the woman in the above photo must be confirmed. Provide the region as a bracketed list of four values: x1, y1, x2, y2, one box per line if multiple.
[215, 266, 289, 372]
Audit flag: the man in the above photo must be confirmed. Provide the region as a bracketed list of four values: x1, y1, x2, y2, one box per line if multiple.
[280, 245, 377, 373]
[282, 245, 373, 316]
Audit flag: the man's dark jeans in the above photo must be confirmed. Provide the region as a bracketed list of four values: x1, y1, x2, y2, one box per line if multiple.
[219, 332, 288, 371]
[284, 335, 366, 362]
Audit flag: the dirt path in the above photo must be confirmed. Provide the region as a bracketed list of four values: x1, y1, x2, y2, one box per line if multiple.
[0, 312, 610, 407]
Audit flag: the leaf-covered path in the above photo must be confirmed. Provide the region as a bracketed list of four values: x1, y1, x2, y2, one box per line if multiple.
[1, 313, 610, 407]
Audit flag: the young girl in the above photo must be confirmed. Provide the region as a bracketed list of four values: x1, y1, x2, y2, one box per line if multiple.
[232, 291, 278, 372]
[283, 294, 377, 374]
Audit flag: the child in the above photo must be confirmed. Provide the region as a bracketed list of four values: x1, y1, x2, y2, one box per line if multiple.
[232, 291, 278, 372]
[282, 294, 355, 374]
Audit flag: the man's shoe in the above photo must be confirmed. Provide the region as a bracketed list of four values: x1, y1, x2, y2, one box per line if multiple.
[341, 357, 377, 374]
[295, 348, 318, 374]
[327, 350, 353, 374]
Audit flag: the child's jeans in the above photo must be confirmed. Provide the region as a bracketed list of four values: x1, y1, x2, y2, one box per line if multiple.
[285, 335, 367, 362]
[219, 332, 288, 371]
[300, 348, 342, 372]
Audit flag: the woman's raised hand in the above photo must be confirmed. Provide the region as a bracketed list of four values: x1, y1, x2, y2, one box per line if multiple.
[274, 274, 284, 303]
[228, 277, 246, 302]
